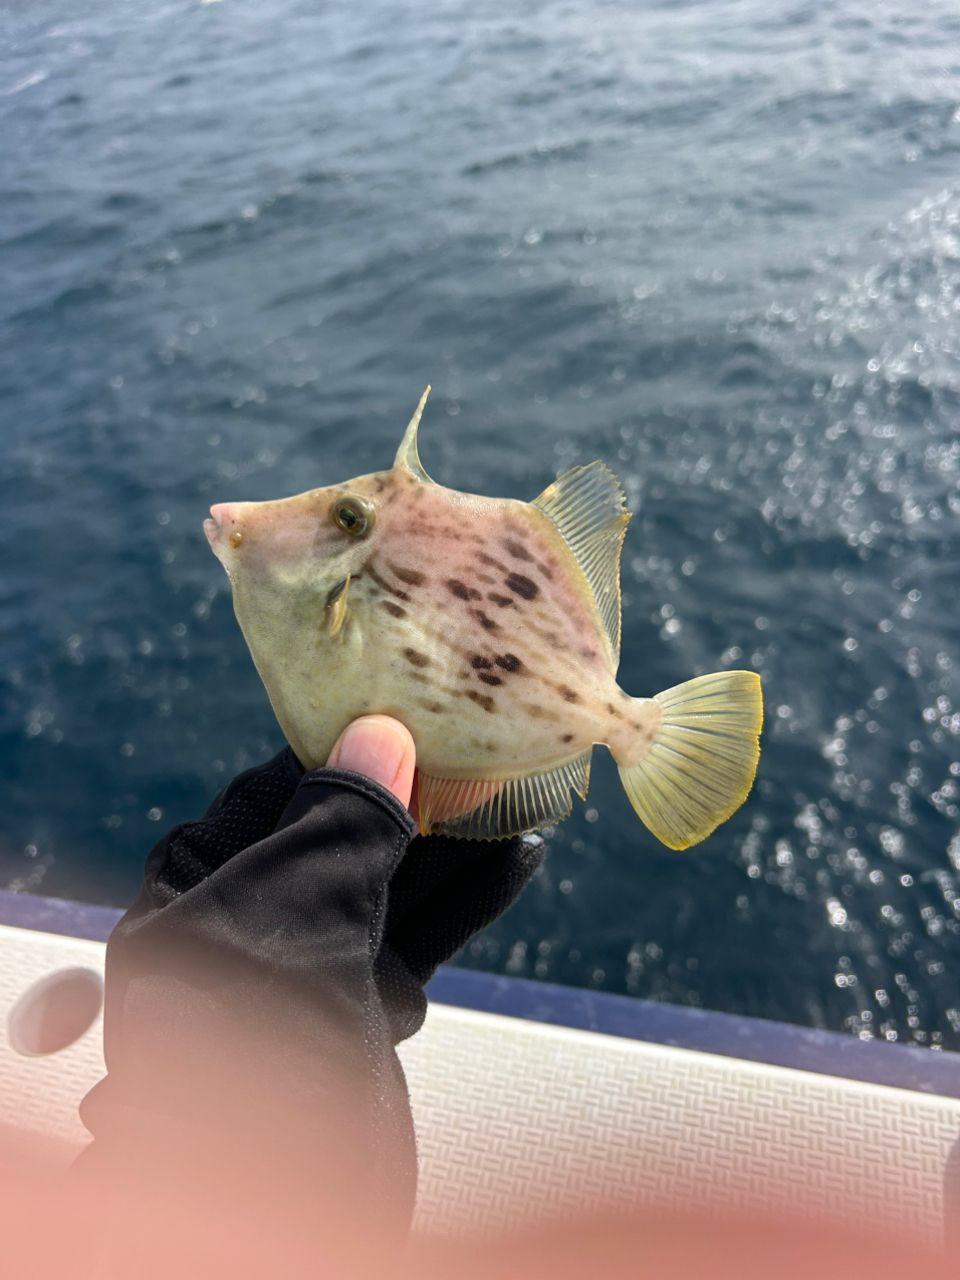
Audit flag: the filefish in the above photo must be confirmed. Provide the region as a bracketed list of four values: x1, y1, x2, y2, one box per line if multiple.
[204, 389, 762, 847]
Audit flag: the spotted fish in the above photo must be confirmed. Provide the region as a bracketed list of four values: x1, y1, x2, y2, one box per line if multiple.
[204, 389, 762, 847]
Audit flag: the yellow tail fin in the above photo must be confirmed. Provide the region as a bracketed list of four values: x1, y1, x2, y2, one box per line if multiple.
[617, 671, 762, 850]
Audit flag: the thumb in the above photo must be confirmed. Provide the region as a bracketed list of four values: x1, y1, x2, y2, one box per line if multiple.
[325, 715, 417, 810]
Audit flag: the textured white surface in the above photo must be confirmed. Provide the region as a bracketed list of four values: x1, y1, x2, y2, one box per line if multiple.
[0, 927, 104, 1147]
[0, 923, 958, 1245]
[402, 1003, 960, 1243]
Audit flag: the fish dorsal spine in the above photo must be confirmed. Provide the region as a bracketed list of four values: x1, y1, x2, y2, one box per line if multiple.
[393, 385, 434, 482]
[532, 460, 631, 665]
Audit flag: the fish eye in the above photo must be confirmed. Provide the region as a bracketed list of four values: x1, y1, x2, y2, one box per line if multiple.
[332, 496, 374, 538]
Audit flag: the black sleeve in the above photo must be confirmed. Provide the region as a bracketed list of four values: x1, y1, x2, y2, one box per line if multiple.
[76, 760, 420, 1238]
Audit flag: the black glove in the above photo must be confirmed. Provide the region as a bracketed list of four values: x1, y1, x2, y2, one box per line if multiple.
[146, 746, 544, 1040]
[77, 747, 544, 1241]
[375, 824, 546, 1040]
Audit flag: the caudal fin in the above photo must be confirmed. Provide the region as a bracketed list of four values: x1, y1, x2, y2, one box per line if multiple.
[617, 671, 762, 850]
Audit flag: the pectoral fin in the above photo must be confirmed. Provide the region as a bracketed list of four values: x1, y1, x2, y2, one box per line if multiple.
[326, 575, 351, 638]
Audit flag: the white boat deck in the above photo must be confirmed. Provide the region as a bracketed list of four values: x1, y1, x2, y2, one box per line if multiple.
[1, 922, 958, 1245]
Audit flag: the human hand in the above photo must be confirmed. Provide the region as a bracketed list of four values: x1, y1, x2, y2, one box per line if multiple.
[84, 716, 543, 1241]
[325, 714, 417, 811]
[324, 715, 545, 1041]
[141, 715, 544, 1041]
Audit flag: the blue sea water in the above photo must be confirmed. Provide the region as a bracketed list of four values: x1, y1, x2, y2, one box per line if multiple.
[2, 0, 959, 1049]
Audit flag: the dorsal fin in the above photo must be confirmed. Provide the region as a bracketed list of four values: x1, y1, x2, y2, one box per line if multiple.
[393, 386, 433, 481]
[532, 461, 630, 664]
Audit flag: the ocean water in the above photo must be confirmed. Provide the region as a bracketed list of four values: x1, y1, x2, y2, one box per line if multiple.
[2, 0, 959, 1049]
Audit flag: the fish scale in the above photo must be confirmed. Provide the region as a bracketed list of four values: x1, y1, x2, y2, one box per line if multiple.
[205, 389, 763, 847]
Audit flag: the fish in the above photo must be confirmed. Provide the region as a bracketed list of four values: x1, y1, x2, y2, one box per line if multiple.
[204, 388, 762, 847]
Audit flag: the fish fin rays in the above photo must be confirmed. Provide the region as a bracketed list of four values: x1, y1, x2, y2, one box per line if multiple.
[416, 750, 592, 839]
[616, 671, 763, 850]
[532, 461, 630, 665]
[393, 386, 434, 482]
[326, 575, 351, 638]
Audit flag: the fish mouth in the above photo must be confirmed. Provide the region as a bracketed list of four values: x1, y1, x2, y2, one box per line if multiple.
[204, 505, 236, 570]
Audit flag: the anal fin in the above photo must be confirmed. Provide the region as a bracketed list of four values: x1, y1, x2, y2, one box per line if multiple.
[417, 750, 592, 839]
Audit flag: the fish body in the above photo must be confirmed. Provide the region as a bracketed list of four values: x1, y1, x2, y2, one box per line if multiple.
[205, 390, 762, 846]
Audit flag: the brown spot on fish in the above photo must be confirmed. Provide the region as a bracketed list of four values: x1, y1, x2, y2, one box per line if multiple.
[367, 563, 409, 601]
[560, 685, 580, 703]
[467, 690, 495, 713]
[229, 530, 243, 549]
[478, 672, 503, 687]
[495, 653, 522, 673]
[476, 572, 496, 586]
[478, 551, 509, 573]
[528, 622, 559, 646]
[535, 559, 554, 581]
[488, 592, 515, 609]
[561, 733, 574, 744]
[606, 702, 624, 719]
[403, 648, 430, 669]
[581, 647, 597, 660]
[417, 698, 446, 715]
[389, 563, 427, 587]
[522, 702, 560, 721]
[472, 609, 500, 634]
[381, 601, 407, 619]
[447, 578, 481, 602]
[471, 655, 493, 670]
[505, 572, 539, 601]
[504, 538, 533, 562]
